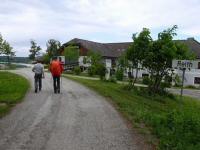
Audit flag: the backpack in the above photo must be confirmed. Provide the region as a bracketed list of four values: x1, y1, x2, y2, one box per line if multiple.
[50, 61, 61, 76]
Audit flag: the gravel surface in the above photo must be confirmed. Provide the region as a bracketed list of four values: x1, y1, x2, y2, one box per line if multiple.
[0, 68, 150, 150]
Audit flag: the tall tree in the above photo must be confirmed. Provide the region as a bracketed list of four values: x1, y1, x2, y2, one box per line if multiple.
[46, 39, 61, 58]
[126, 28, 152, 86]
[2, 40, 15, 63]
[0, 34, 4, 55]
[29, 40, 41, 60]
[64, 45, 79, 63]
[143, 25, 192, 94]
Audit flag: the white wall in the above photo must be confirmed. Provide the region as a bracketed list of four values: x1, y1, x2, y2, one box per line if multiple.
[78, 56, 90, 67]
[175, 69, 200, 86]
[124, 67, 200, 86]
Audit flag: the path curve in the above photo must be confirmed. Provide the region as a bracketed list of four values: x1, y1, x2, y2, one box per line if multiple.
[0, 68, 149, 150]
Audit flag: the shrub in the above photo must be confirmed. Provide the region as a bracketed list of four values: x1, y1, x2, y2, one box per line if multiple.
[73, 66, 81, 75]
[115, 69, 123, 81]
[185, 85, 197, 89]
[142, 76, 150, 85]
[174, 74, 182, 87]
[158, 109, 200, 150]
[109, 76, 117, 83]
[102, 76, 117, 83]
[163, 75, 172, 88]
[96, 64, 106, 80]
[88, 65, 96, 76]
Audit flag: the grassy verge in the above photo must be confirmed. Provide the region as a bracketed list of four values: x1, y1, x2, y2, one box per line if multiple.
[66, 76, 200, 150]
[0, 72, 29, 117]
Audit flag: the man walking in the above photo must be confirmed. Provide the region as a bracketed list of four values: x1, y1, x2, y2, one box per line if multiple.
[50, 57, 64, 94]
[32, 59, 45, 93]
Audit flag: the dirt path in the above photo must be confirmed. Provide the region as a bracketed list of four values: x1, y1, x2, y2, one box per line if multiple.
[0, 68, 151, 150]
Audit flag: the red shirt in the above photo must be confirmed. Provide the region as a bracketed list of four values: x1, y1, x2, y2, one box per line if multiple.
[50, 60, 64, 76]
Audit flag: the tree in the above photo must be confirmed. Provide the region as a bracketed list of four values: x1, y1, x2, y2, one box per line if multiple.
[87, 50, 102, 66]
[0, 34, 4, 55]
[2, 40, 15, 64]
[0, 34, 15, 63]
[87, 50, 106, 79]
[64, 45, 79, 63]
[175, 42, 195, 59]
[42, 53, 51, 64]
[46, 39, 61, 58]
[126, 28, 152, 86]
[29, 40, 41, 60]
[143, 25, 192, 94]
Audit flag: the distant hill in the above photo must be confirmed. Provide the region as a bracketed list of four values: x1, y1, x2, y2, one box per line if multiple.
[0, 56, 31, 63]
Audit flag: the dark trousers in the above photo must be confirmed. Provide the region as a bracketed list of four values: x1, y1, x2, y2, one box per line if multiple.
[53, 76, 60, 93]
[35, 74, 42, 90]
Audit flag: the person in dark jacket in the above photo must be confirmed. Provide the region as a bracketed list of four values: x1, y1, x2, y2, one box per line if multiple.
[50, 57, 64, 93]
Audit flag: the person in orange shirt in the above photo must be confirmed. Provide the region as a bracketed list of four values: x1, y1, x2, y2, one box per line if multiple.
[50, 57, 64, 93]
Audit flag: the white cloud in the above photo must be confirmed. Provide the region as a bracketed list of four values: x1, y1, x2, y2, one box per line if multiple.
[0, 0, 200, 56]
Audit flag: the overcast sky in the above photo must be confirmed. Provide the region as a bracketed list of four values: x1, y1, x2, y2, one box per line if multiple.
[1, 0, 200, 56]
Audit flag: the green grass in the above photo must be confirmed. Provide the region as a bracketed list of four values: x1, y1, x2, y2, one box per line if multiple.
[0, 72, 29, 117]
[66, 76, 200, 150]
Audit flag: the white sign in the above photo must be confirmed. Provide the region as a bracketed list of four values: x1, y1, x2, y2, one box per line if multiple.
[105, 59, 112, 68]
[172, 60, 199, 70]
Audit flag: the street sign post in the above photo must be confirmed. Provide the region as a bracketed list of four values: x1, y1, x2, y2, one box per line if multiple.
[172, 60, 198, 99]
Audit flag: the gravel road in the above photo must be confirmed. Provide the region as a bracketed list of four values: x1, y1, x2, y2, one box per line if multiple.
[0, 68, 149, 150]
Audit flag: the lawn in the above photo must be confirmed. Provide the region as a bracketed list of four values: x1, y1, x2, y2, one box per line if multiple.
[0, 72, 29, 117]
[66, 76, 200, 150]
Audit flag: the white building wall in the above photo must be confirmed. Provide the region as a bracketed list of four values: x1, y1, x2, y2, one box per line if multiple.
[175, 69, 200, 86]
[78, 56, 90, 67]
[124, 68, 149, 78]
[124, 67, 200, 86]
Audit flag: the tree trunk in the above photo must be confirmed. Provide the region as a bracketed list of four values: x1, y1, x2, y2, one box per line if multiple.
[133, 66, 139, 86]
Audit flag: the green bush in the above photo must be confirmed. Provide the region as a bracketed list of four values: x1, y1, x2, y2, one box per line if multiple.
[142, 76, 150, 85]
[115, 69, 123, 81]
[161, 82, 171, 88]
[96, 64, 106, 80]
[88, 65, 96, 76]
[185, 85, 197, 89]
[158, 109, 200, 150]
[102, 76, 117, 83]
[163, 75, 172, 88]
[109, 76, 117, 83]
[174, 74, 182, 87]
[73, 66, 81, 75]
[44, 64, 49, 69]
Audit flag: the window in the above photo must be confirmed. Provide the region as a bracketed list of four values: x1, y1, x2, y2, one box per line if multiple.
[198, 62, 200, 69]
[194, 77, 200, 84]
[142, 73, 149, 77]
